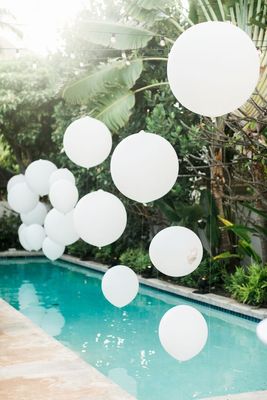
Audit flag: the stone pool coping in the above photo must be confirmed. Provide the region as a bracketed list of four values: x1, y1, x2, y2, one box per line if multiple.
[1, 250, 267, 320]
[0, 298, 136, 400]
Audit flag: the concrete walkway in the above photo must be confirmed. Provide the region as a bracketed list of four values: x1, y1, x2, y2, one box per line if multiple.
[0, 299, 136, 400]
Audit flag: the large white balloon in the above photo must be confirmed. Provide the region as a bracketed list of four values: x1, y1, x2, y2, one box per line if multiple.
[256, 318, 267, 346]
[42, 237, 65, 261]
[44, 208, 79, 245]
[73, 190, 127, 247]
[8, 182, 39, 214]
[159, 305, 208, 361]
[24, 224, 46, 251]
[149, 226, 203, 277]
[102, 265, 139, 308]
[25, 159, 57, 196]
[111, 131, 179, 203]
[49, 180, 78, 214]
[49, 168, 75, 186]
[7, 174, 26, 192]
[21, 202, 47, 225]
[63, 116, 112, 168]
[18, 224, 32, 251]
[167, 21, 260, 117]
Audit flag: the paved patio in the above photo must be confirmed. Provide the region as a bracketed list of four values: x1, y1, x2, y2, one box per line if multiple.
[0, 299, 136, 400]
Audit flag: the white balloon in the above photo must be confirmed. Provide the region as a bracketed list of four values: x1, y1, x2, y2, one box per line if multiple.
[102, 265, 139, 308]
[7, 174, 26, 192]
[18, 224, 32, 251]
[63, 116, 112, 168]
[42, 237, 65, 261]
[25, 159, 57, 196]
[8, 182, 39, 214]
[167, 21, 260, 117]
[49, 180, 78, 214]
[49, 168, 75, 186]
[73, 190, 127, 247]
[21, 202, 47, 225]
[25, 224, 46, 251]
[149, 226, 203, 277]
[44, 209, 79, 245]
[111, 131, 179, 203]
[256, 318, 267, 346]
[159, 305, 208, 361]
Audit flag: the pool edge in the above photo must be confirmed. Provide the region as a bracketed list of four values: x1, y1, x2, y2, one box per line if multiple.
[0, 298, 136, 400]
[1, 251, 267, 321]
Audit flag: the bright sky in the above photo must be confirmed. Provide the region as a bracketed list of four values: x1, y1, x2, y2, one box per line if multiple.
[1, 0, 88, 54]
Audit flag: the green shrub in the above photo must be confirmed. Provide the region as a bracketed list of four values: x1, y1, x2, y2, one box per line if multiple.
[67, 240, 93, 259]
[119, 248, 151, 275]
[173, 258, 227, 291]
[226, 263, 267, 306]
[0, 211, 20, 251]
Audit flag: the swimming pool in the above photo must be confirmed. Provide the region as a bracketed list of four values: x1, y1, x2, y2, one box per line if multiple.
[0, 257, 267, 400]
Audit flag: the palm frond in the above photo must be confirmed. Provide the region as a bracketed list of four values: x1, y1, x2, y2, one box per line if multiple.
[92, 89, 135, 131]
[77, 20, 154, 50]
[63, 59, 143, 104]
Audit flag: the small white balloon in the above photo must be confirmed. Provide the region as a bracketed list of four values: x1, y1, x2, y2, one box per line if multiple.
[73, 190, 127, 247]
[256, 318, 267, 346]
[49, 168, 75, 186]
[44, 209, 79, 246]
[49, 180, 78, 214]
[7, 174, 26, 192]
[18, 224, 32, 251]
[102, 265, 139, 308]
[63, 116, 112, 168]
[149, 226, 203, 277]
[25, 224, 46, 251]
[8, 182, 39, 214]
[21, 202, 47, 225]
[159, 305, 208, 361]
[167, 21, 260, 117]
[111, 131, 179, 203]
[25, 159, 57, 196]
[42, 237, 65, 261]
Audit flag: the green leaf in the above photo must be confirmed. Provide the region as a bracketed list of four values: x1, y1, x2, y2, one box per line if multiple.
[77, 20, 154, 50]
[92, 89, 135, 131]
[213, 251, 240, 261]
[135, 0, 172, 10]
[63, 59, 143, 104]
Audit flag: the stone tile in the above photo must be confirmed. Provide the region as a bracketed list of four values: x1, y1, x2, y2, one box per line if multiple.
[0, 299, 135, 400]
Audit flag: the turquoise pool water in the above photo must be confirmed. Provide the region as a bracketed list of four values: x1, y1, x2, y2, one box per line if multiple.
[0, 257, 267, 400]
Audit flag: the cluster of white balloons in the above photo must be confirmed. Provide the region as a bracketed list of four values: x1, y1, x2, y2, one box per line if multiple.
[7, 161, 79, 261]
[9, 20, 261, 360]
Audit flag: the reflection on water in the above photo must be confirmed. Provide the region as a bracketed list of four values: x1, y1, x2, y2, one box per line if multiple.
[108, 368, 137, 397]
[18, 282, 65, 337]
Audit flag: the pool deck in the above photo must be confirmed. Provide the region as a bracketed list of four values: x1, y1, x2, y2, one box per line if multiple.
[0, 298, 136, 400]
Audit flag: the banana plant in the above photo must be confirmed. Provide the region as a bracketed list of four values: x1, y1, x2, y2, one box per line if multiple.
[63, 0, 266, 132]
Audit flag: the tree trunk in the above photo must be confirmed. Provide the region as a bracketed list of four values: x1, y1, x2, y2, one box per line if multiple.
[210, 117, 232, 253]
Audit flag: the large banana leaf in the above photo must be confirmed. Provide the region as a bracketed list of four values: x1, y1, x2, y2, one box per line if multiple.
[125, 2, 165, 26]
[62, 59, 143, 104]
[135, 0, 172, 10]
[92, 89, 135, 131]
[77, 20, 154, 50]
